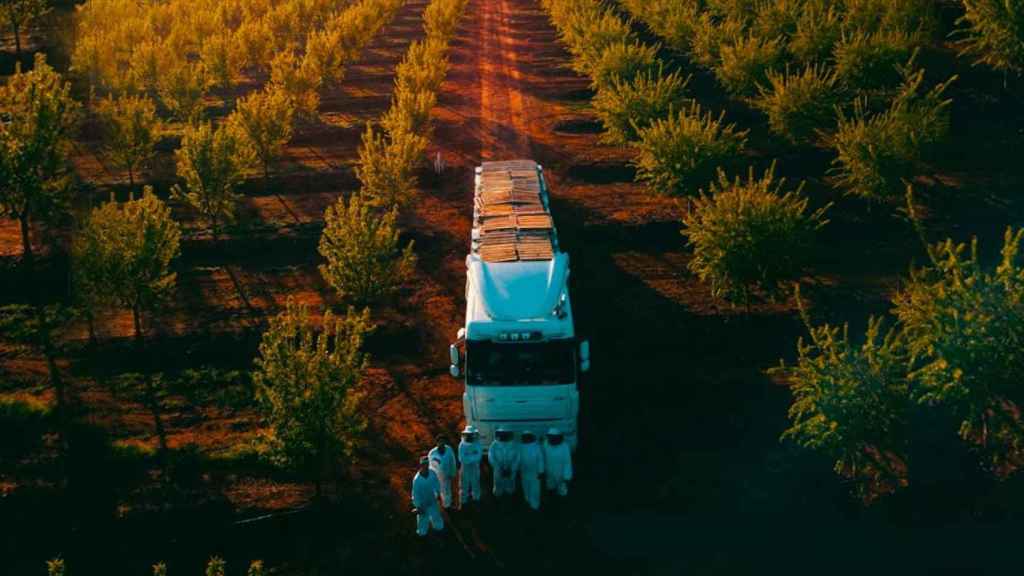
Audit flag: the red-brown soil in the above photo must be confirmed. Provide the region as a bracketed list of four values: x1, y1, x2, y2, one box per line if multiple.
[4, 0, 1024, 574]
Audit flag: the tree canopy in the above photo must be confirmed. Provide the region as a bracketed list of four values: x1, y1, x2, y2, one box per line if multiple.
[253, 299, 371, 496]
[172, 121, 252, 240]
[0, 53, 80, 266]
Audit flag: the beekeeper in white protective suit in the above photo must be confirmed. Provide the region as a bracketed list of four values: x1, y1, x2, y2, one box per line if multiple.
[518, 430, 545, 510]
[411, 456, 444, 537]
[428, 435, 457, 509]
[458, 425, 483, 506]
[488, 427, 520, 497]
[543, 427, 572, 496]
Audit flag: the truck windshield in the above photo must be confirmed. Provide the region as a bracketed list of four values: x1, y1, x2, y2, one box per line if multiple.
[466, 339, 576, 386]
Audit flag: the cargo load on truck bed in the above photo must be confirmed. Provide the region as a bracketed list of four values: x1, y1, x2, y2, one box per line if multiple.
[472, 159, 559, 263]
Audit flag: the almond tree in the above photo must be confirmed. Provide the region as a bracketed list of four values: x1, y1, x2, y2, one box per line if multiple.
[230, 85, 293, 190]
[157, 60, 208, 124]
[318, 192, 416, 304]
[76, 188, 180, 454]
[354, 123, 425, 210]
[681, 163, 828, 308]
[0, 0, 49, 58]
[956, 0, 1024, 75]
[96, 94, 160, 188]
[254, 299, 370, 498]
[0, 53, 79, 283]
[172, 121, 252, 241]
[895, 201, 1024, 478]
[769, 289, 911, 504]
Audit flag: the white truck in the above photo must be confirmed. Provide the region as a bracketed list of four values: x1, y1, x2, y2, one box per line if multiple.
[448, 159, 589, 451]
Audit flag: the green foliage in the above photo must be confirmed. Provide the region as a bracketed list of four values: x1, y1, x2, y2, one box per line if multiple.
[769, 290, 910, 503]
[247, 561, 265, 576]
[74, 187, 181, 334]
[380, 84, 437, 137]
[230, 85, 294, 184]
[157, 60, 208, 124]
[393, 39, 449, 95]
[127, 40, 166, 95]
[592, 66, 689, 145]
[269, 49, 322, 121]
[789, 0, 842, 64]
[707, 0, 757, 22]
[752, 0, 802, 41]
[303, 26, 347, 85]
[423, 0, 467, 43]
[200, 32, 243, 90]
[0, 393, 52, 421]
[830, 65, 955, 200]
[0, 53, 79, 253]
[715, 32, 784, 96]
[587, 40, 659, 92]
[833, 29, 914, 91]
[235, 17, 275, 72]
[619, 0, 701, 54]
[171, 367, 253, 411]
[46, 557, 65, 576]
[318, 192, 416, 304]
[841, 0, 936, 41]
[632, 102, 748, 196]
[206, 557, 226, 576]
[0, 303, 74, 356]
[0, 392, 51, 458]
[690, 13, 746, 68]
[355, 123, 426, 210]
[172, 121, 253, 240]
[681, 163, 829, 303]
[956, 0, 1024, 75]
[253, 299, 370, 491]
[564, 9, 636, 77]
[894, 218, 1024, 478]
[830, 99, 909, 200]
[754, 64, 840, 145]
[96, 94, 160, 187]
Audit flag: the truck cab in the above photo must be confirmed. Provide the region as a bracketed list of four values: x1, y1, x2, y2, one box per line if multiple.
[448, 160, 589, 451]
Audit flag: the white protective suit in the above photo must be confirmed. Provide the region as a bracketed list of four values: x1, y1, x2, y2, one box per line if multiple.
[458, 437, 483, 504]
[411, 469, 443, 536]
[542, 439, 572, 496]
[519, 440, 545, 510]
[428, 444, 457, 508]
[488, 438, 520, 496]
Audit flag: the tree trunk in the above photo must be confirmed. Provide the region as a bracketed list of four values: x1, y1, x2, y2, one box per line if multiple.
[86, 309, 97, 346]
[38, 309, 69, 485]
[128, 166, 135, 189]
[133, 305, 168, 458]
[19, 213, 34, 288]
[315, 425, 324, 501]
[12, 20, 21, 60]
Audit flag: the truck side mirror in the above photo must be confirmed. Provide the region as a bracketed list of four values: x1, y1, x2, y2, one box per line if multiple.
[579, 339, 590, 373]
[449, 344, 461, 378]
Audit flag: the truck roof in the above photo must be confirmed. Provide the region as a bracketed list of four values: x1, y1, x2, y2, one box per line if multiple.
[465, 160, 574, 340]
